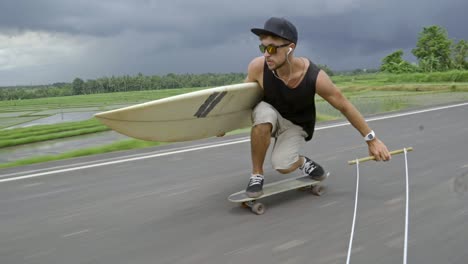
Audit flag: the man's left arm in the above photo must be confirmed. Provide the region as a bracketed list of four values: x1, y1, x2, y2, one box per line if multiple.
[315, 71, 391, 161]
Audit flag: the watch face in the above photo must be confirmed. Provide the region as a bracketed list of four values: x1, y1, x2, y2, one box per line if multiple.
[369, 134, 374, 139]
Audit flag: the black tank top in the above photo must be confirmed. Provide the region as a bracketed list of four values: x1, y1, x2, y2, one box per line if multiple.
[263, 59, 320, 141]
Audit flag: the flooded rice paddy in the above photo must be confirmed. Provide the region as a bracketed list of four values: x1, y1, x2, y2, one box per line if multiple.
[1, 92, 467, 164]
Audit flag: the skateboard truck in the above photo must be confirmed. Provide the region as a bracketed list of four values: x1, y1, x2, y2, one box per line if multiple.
[242, 201, 266, 215]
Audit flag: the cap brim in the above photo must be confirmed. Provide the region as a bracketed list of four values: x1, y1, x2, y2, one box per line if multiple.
[251, 28, 279, 38]
[251, 28, 294, 43]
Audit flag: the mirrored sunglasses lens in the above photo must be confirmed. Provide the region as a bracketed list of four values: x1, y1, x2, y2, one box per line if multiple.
[259, 44, 279, 54]
[266, 46, 277, 54]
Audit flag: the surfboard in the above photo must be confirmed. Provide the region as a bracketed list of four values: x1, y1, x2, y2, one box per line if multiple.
[94, 82, 263, 142]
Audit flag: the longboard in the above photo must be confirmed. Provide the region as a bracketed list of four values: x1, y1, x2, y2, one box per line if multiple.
[228, 173, 329, 215]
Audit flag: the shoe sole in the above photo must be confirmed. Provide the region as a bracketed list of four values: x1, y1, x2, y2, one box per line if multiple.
[246, 191, 263, 198]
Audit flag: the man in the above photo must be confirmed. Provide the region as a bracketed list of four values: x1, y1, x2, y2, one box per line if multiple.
[244, 17, 391, 198]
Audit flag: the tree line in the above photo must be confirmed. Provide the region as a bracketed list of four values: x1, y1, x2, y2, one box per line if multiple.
[381, 25, 467, 73]
[0, 73, 246, 100]
[1, 66, 334, 100]
[71, 72, 246, 95]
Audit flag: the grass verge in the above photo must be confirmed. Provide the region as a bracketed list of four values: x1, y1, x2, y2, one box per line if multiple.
[0, 139, 163, 169]
[0, 111, 374, 169]
[0, 118, 109, 148]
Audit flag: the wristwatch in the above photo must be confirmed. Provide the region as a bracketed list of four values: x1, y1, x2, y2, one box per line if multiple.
[364, 130, 376, 141]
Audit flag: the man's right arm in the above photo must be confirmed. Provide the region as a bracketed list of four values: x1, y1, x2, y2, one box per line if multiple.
[217, 57, 263, 138]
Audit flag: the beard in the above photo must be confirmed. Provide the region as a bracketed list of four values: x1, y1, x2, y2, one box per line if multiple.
[266, 58, 288, 71]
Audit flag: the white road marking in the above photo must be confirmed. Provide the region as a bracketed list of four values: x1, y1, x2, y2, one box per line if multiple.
[319, 200, 339, 208]
[224, 244, 265, 256]
[385, 196, 404, 206]
[24, 248, 57, 260]
[273, 240, 306, 252]
[1, 102, 467, 184]
[0, 139, 249, 183]
[22, 182, 43, 188]
[166, 185, 201, 197]
[62, 229, 90, 238]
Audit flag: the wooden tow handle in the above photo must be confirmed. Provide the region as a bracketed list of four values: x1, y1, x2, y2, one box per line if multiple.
[348, 147, 413, 165]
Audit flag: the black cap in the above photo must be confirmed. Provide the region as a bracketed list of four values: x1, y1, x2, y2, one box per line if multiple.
[251, 17, 298, 44]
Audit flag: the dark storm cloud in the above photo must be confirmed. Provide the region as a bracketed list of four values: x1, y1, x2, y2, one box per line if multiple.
[1, 0, 183, 36]
[0, 0, 466, 85]
[291, 0, 468, 68]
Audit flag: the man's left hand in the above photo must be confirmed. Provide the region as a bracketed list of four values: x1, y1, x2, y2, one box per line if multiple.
[367, 139, 391, 161]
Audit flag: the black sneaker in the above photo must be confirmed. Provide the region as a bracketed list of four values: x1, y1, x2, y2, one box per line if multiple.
[246, 175, 264, 198]
[300, 157, 328, 181]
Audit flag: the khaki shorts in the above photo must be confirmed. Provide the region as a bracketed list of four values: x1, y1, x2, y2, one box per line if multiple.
[252, 101, 308, 170]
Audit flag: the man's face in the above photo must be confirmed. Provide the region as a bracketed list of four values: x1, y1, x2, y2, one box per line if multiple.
[260, 35, 291, 71]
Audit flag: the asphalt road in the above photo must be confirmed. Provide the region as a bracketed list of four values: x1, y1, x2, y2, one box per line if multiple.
[1, 102, 467, 264]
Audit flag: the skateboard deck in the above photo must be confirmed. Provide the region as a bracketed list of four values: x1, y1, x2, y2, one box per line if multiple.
[228, 173, 328, 215]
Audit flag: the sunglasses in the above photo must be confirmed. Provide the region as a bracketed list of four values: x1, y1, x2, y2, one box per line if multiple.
[259, 43, 290, 54]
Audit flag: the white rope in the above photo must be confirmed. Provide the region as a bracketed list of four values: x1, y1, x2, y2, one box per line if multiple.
[346, 158, 360, 264]
[403, 148, 410, 264]
[346, 149, 411, 264]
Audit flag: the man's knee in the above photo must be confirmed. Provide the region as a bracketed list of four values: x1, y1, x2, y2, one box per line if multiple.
[271, 154, 300, 174]
[276, 168, 292, 174]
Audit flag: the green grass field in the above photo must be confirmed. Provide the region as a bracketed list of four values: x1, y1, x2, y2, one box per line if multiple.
[0, 119, 109, 148]
[0, 87, 203, 112]
[332, 70, 468, 85]
[1, 71, 468, 169]
[0, 139, 163, 169]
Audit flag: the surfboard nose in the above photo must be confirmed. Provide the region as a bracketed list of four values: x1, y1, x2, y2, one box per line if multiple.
[93, 82, 262, 142]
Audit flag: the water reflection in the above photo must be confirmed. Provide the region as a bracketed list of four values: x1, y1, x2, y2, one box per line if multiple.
[9, 112, 97, 128]
[0, 131, 128, 164]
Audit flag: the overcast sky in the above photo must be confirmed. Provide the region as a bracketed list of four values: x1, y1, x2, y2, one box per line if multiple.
[0, 0, 467, 86]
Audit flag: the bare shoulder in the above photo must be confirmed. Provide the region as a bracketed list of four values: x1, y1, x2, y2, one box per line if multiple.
[246, 57, 264, 83]
[249, 56, 264, 68]
[316, 70, 336, 94]
[316, 70, 347, 110]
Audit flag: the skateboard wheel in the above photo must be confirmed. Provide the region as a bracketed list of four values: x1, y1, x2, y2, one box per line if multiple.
[251, 202, 265, 215]
[311, 185, 325, 196]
